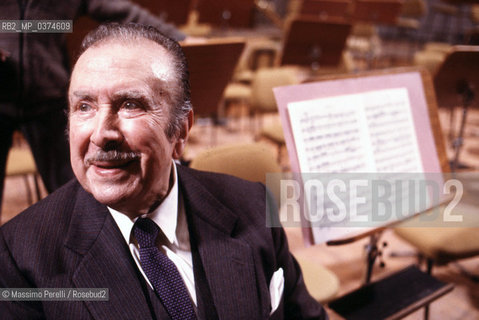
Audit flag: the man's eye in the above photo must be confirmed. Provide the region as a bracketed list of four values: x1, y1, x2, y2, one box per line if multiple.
[79, 103, 92, 112]
[122, 101, 141, 110]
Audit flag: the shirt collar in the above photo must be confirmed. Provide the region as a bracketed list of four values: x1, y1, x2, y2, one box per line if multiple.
[109, 161, 180, 247]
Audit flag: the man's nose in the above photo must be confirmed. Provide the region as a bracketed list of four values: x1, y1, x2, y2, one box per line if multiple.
[90, 107, 123, 148]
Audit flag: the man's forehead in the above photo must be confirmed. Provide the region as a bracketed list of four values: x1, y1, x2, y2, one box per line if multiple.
[73, 38, 173, 78]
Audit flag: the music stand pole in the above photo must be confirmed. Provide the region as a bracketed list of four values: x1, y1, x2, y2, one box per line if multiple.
[451, 80, 475, 171]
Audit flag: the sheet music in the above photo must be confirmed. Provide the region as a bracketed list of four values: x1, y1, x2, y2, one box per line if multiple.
[288, 94, 374, 172]
[274, 72, 444, 244]
[287, 88, 424, 173]
[363, 89, 423, 172]
[288, 88, 426, 243]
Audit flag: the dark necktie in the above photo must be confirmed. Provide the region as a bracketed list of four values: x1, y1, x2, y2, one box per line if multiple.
[133, 217, 197, 320]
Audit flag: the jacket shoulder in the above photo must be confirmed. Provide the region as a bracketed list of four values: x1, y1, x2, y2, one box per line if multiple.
[1, 179, 81, 238]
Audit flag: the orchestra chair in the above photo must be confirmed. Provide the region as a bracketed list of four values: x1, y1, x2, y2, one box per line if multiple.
[393, 0, 428, 62]
[222, 39, 280, 130]
[397, 50, 479, 280]
[347, 0, 403, 68]
[396, 0, 427, 32]
[394, 205, 479, 278]
[231, 39, 280, 85]
[251, 51, 355, 161]
[298, 0, 353, 21]
[413, 42, 452, 75]
[5, 138, 42, 206]
[190, 142, 281, 207]
[395, 156, 479, 280]
[189, 142, 340, 303]
[295, 255, 340, 303]
[258, 122, 286, 163]
[249, 67, 299, 160]
[189, 142, 281, 185]
[249, 66, 298, 129]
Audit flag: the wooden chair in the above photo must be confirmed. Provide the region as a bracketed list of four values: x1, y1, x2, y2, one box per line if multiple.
[249, 67, 299, 160]
[394, 182, 479, 283]
[348, 0, 403, 68]
[190, 142, 282, 206]
[299, 0, 353, 21]
[5, 138, 41, 206]
[295, 255, 340, 303]
[250, 67, 298, 120]
[189, 142, 281, 184]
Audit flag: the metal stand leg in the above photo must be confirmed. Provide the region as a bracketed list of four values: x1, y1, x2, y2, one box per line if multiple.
[33, 173, 41, 202]
[451, 81, 474, 172]
[364, 232, 383, 284]
[22, 175, 33, 205]
[423, 258, 434, 320]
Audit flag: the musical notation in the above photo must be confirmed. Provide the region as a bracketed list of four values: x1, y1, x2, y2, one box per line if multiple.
[287, 88, 425, 229]
[288, 88, 423, 174]
[363, 88, 423, 173]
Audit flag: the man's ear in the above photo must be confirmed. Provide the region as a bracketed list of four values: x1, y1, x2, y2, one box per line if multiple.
[172, 109, 194, 159]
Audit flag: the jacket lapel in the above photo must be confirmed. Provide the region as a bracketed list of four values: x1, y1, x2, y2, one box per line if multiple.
[178, 166, 264, 320]
[64, 186, 161, 320]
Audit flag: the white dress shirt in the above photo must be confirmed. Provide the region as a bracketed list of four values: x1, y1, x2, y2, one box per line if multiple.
[109, 163, 197, 306]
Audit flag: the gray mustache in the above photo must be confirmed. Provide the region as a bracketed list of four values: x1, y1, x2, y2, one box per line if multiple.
[85, 150, 141, 165]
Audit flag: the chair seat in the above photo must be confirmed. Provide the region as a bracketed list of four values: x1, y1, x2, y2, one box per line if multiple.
[423, 42, 452, 53]
[295, 256, 340, 303]
[395, 204, 479, 264]
[260, 123, 285, 145]
[414, 49, 448, 74]
[233, 70, 254, 84]
[396, 226, 479, 264]
[223, 82, 252, 102]
[5, 146, 42, 206]
[396, 17, 421, 30]
[6, 148, 37, 176]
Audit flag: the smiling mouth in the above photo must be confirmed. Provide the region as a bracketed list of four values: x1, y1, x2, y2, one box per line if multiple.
[91, 159, 136, 169]
[89, 159, 139, 178]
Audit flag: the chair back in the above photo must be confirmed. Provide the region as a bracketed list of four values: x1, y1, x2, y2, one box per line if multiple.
[250, 67, 298, 114]
[190, 142, 281, 184]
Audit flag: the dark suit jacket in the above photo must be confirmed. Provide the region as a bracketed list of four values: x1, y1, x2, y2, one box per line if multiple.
[0, 165, 327, 319]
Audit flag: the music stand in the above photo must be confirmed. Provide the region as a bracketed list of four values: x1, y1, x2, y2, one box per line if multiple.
[434, 45, 479, 171]
[181, 38, 245, 121]
[132, 0, 193, 25]
[274, 67, 449, 278]
[194, 0, 256, 28]
[299, 0, 353, 21]
[273, 67, 454, 319]
[280, 17, 352, 71]
[351, 0, 403, 25]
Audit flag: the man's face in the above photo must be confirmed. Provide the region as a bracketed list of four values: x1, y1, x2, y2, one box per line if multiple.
[68, 39, 190, 216]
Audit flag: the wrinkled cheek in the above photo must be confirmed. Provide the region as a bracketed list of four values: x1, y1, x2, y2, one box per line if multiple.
[140, 154, 166, 190]
[68, 126, 91, 178]
[70, 124, 91, 154]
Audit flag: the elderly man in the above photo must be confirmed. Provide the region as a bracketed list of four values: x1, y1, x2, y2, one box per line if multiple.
[0, 23, 327, 319]
[0, 0, 187, 215]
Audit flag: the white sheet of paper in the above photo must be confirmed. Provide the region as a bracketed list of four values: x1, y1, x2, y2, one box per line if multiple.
[287, 88, 426, 243]
[287, 88, 423, 174]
